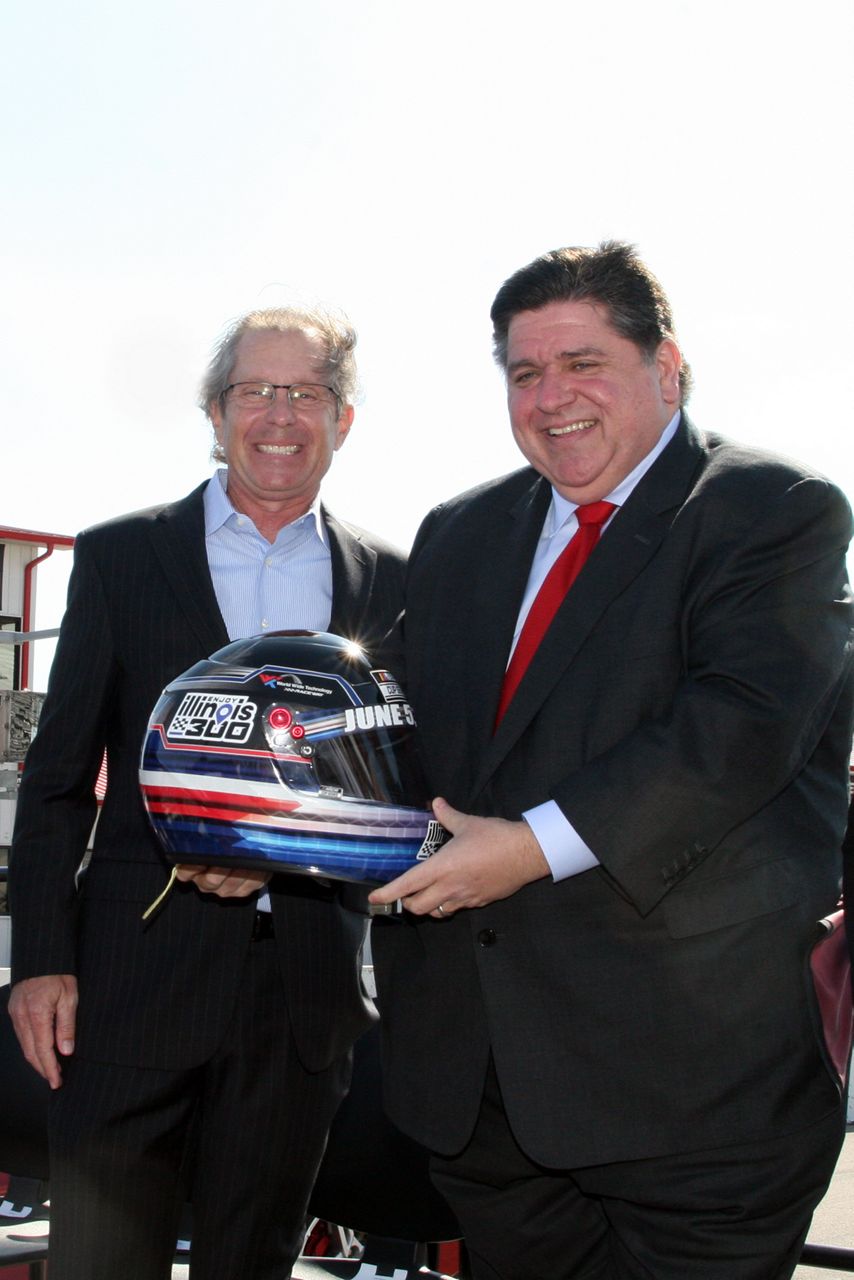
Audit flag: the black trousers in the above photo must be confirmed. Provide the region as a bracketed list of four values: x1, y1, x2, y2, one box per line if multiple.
[430, 1060, 845, 1280]
[47, 934, 350, 1280]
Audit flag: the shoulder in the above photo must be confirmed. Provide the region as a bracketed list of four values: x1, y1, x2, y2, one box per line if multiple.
[657, 423, 853, 579]
[322, 510, 407, 568]
[703, 434, 825, 481]
[409, 468, 546, 564]
[414, 467, 543, 541]
[686, 422, 851, 525]
[74, 482, 209, 552]
[685, 415, 840, 492]
[427, 466, 540, 517]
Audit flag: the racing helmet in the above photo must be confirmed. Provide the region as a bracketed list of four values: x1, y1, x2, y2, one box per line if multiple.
[140, 630, 446, 884]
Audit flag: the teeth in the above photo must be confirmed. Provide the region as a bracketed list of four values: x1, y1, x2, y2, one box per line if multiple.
[548, 420, 596, 437]
[258, 444, 299, 455]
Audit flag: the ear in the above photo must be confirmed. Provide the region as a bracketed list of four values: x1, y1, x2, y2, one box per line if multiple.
[209, 398, 224, 442]
[656, 340, 682, 405]
[334, 404, 355, 451]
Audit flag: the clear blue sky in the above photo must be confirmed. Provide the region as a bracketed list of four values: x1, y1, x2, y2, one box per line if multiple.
[4, 0, 852, 687]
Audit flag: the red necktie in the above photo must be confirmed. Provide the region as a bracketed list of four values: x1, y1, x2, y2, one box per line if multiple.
[494, 500, 616, 727]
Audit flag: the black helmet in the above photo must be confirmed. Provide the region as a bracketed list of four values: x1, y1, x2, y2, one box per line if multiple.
[140, 630, 446, 884]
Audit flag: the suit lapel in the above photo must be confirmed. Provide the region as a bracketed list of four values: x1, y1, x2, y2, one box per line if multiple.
[147, 496, 382, 656]
[324, 509, 377, 639]
[146, 482, 229, 656]
[461, 474, 553, 752]
[470, 421, 706, 800]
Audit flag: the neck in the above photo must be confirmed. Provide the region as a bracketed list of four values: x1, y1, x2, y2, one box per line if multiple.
[225, 482, 318, 543]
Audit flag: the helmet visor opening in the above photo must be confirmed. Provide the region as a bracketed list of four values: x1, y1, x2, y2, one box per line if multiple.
[281, 726, 427, 808]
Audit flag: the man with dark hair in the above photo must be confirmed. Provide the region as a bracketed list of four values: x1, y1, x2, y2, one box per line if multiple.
[8, 305, 406, 1279]
[370, 242, 854, 1278]
[490, 241, 694, 401]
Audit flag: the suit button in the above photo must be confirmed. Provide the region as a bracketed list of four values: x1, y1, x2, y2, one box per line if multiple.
[478, 929, 497, 947]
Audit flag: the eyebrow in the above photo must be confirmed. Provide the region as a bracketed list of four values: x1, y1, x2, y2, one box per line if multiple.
[507, 345, 607, 375]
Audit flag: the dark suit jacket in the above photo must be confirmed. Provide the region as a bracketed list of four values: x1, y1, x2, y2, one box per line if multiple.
[373, 417, 854, 1167]
[10, 482, 406, 1073]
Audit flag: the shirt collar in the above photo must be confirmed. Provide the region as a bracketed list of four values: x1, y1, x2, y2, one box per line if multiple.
[547, 410, 681, 535]
[203, 468, 328, 545]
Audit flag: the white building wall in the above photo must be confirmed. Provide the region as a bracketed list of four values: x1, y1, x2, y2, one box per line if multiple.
[0, 541, 39, 619]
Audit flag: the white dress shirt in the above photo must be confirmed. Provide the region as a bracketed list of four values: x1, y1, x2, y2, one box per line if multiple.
[520, 412, 681, 880]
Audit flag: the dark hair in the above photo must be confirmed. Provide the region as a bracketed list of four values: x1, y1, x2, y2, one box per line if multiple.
[490, 240, 692, 403]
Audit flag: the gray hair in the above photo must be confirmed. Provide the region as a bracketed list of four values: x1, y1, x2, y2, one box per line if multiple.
[199, 304, 359, 420]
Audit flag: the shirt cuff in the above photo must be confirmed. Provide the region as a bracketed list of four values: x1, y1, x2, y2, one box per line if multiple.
[523, 800, 600, 881]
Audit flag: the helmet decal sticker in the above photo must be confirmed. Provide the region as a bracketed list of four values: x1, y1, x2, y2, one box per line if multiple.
[167, 693, 257, 745]
[370, 669, 405, 702]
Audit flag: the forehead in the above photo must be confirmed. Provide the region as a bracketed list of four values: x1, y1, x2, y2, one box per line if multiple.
[506, 300, 630, 364]
[230, 327, 328, 378]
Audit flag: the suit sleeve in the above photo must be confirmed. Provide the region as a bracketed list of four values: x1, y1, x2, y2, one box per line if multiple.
[9, 532, 119, 979]
[553, 475, 854, 916]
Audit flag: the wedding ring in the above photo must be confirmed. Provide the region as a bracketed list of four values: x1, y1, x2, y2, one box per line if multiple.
[436, 903, 446, 917]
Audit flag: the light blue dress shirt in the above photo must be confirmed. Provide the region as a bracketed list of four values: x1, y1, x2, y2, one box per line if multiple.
[521, 411, 680, 880]
[204, 469, 333, 639]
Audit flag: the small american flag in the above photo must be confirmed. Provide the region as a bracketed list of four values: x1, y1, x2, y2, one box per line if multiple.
[94, 755, 108, 802]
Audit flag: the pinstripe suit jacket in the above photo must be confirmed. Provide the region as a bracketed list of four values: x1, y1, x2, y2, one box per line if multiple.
[10, 481, 406, 1072]
[374, 418, 854, 1167]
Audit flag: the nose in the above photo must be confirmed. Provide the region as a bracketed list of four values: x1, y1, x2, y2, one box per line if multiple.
[267, 390, 298, 424]
[536, 368, 578, 413]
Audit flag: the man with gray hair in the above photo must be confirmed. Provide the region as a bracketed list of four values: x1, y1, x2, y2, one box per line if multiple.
[9, 304, 406, 1279]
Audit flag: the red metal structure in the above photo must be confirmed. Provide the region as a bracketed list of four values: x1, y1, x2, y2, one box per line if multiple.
[0, 527, 74, 690]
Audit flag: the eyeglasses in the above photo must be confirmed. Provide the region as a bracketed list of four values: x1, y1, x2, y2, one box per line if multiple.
[223, 381, 339, 411]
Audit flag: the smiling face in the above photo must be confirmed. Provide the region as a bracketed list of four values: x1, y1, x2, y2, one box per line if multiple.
[209, 328, 353, 534]
[505, 300, 682, 504]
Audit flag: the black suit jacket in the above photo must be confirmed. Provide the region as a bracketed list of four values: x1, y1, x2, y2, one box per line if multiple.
[10, 482, 406, 1072]
[373, 417, 854, 1167]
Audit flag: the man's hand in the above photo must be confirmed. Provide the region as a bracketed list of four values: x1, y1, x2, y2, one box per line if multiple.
[8, 974, 78, 1090]
[368, 797, 550, 917]
[174, 865, 272, 898]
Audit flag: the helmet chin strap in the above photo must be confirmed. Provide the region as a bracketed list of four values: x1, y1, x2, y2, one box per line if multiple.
[141, 864, 179, 920]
